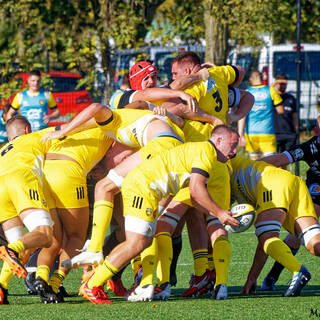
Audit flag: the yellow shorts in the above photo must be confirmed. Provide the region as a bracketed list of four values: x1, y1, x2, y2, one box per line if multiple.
[44, 160, 88, 209]
[139, 136, 183, 161]
[245, 134, 276, 154]
[183, 120, 214, 142]
[122, 178, 158, 223]
[0, 170, 48, 223]
[256, 168, 317, 235]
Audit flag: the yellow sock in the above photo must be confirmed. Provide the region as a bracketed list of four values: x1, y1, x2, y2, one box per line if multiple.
[212, 236, 231, 287]
[193, 249, 208, 276]
[0, 262, 14, 289]
[131, 255, 142, 276]
[88, 201, 114, 253]
[207, 252, 215, 271]
[8, 240, 25, 254]
[264, 237, 302, 275]
[35, 265, 50, 283]
[156, 232, 172, 286]
[88, 258, 119, 289]
[49, 269, 66, 293]
[140, 238, 158, 287]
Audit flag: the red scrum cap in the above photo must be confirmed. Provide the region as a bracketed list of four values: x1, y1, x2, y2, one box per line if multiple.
[129, 61, 157, 90]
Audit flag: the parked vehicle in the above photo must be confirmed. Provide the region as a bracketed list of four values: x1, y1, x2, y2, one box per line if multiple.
[229, 43, 320, 129]
[13, 71, 93, 125]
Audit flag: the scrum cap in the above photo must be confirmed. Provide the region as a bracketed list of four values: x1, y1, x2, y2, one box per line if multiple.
[129, 61, 157, 90]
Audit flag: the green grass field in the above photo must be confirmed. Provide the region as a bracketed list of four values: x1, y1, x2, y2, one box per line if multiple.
[1, 228, 320, 320]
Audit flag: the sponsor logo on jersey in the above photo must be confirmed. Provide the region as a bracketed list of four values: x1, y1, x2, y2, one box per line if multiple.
[309, 183, 320, 195]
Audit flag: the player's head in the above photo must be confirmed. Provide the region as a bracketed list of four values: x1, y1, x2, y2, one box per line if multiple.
[129, 61, 157, 90]
[6, 115, 32, 141]
[171, 51, 201, 80]
[27, 69, 41, 92]
[275, 73, 288, 93]
[249, 70, 262, 85]
[210, 124, 239, 163]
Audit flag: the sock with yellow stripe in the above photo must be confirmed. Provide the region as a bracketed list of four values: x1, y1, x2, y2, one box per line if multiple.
[88, 258, 119, 289]
[212, 236, 231, 287]
[35, 265, 50, 283]
[131, 255, 142, 276]
[263, 237, 302, 275]
[88, 201, 114, 253]
[8, 240, 25, 254]
[0, 262, 14, 289]
[193, 249, 208, 276]
[156, 232, 172, 286]
[139, 237, 158, 287]
[49, 269, 66, 293]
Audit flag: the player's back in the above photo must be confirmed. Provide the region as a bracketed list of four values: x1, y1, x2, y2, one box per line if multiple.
[128, 141, 223, 199]
[48, 128, 114, 174]
[0, 128, 54, 176]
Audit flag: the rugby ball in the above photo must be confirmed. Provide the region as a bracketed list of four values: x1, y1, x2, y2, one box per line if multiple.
[225, 203, 256, 233]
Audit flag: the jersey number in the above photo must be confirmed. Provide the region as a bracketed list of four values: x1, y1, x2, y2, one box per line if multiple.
[1, 144, 13, 157]
[212, 91, 222, 112]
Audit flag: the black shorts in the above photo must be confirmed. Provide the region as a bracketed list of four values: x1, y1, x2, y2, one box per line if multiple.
[276, 134, 297, 153]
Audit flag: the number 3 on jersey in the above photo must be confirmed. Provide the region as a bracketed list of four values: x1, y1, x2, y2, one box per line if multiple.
[212, 90, 222, 112]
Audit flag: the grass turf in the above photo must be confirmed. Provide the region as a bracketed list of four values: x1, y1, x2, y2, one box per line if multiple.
[1, 228, 320, 320]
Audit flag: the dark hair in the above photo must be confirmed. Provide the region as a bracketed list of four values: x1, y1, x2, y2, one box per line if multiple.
[29, 70, 41, 77]
[275, 73, 288, 80]
[6, 115, 31, 129]
[172, 51, 201, 66]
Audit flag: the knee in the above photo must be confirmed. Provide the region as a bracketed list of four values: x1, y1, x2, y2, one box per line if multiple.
[127, 236, 150, 256]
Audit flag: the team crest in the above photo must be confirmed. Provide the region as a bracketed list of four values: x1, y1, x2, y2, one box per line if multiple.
[42, 199, 47, 207]
[146, 208, 153, 217]
[291, 148, 304, 160]
[309, 183, 320, 195]
[39, 99, 45, 105]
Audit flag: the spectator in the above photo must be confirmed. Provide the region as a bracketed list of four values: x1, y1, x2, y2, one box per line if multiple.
[238, 70, 284, 160]
[109, 73, 130, 110]
[0, 104, 12, 146]
[272, 73, 299, 153]
[7, 70, 60, 131]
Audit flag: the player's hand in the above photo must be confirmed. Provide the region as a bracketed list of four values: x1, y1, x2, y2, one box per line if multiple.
[41, 130, 64, 144]
[179, 92, 198, 113]
[226, 110, 241, 124]
[197, 68, 210, 81]
[43, 112, 50, 124]
[240, 279, 257, 295]
[212, 210, 239, 227]
[152, 106, 167, 116]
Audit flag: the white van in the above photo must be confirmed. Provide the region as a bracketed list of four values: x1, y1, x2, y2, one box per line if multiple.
[229, 43, 320, 129]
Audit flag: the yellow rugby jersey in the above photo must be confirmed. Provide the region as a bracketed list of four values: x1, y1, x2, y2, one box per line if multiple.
[126, 141, 229, 201]
[48, 128, 113, 174]
[98, 108, 184, 149]
[182, 119, 214, 142]
[0, 127, 55, 177]
[230, 155, 275, 205]
[183, 65, 237, 123]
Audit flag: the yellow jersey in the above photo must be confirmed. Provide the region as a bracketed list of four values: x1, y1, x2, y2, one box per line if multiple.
[183, 65, 237, 123]
[48, 128, 114, 174]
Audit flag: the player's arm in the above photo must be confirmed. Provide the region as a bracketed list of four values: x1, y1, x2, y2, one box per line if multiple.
[258, 153, 290, 167]
[41, 103, 111, 142]
[7, 93, 20, 121]
[160, 99, 223, 126]
[227, 90, 254, 123]
[189, 172, 239, 226]
[230, 65, 245, 88]
[132, 88, 198, 113]
[241, 241, 269, 295]
[151, 106, 184, 128]
[270, 86, 284, 114]
[43, 92, 60, 123]
[169, 68, 210, 90]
